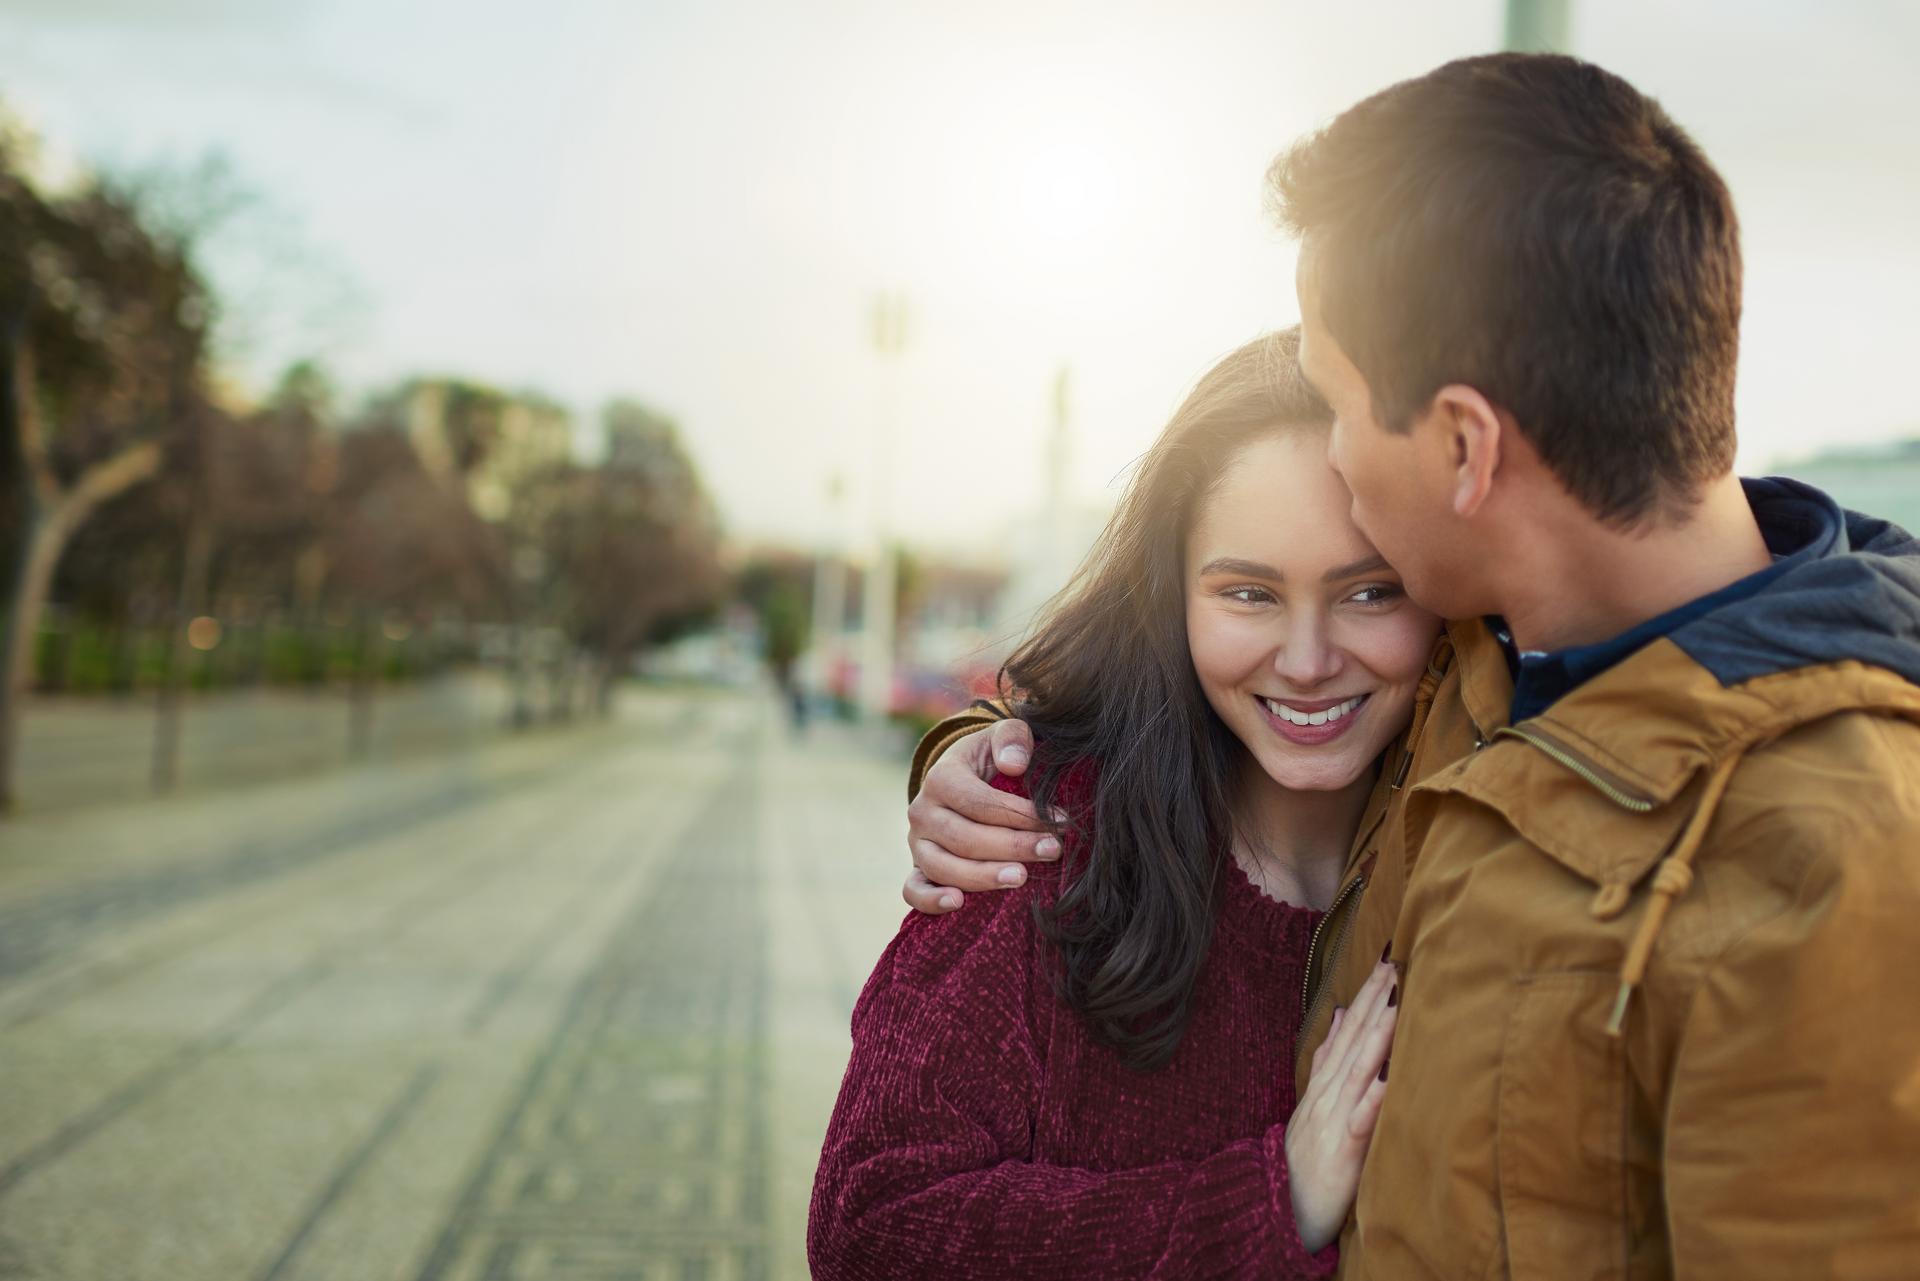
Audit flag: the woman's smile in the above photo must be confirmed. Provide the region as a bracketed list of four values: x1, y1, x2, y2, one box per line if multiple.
[1255, 692, 1371, 745]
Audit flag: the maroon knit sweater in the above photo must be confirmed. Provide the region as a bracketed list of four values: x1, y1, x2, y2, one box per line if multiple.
[808, 767, 1337, 1280]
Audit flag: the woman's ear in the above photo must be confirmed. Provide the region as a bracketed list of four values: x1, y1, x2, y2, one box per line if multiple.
[1428, 384, 1503, 520]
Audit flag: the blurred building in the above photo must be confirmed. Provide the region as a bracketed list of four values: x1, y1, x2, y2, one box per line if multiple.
[404, 380, 572, 521]
[605, 401, 683, 476]
[986, 363, 1118, 647]
[1774, 438, 1920, 532]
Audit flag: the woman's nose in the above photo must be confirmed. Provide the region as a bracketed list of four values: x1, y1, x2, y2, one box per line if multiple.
[1273, 612, 1343, 688]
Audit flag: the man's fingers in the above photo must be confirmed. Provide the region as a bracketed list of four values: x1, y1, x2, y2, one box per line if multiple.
[931, 769, 1051, 833]
[919, 802, 1059, 864]
[903, 867, 963, 915]
[912, 838, 1033, 893]
[986, 718, 1036, 776]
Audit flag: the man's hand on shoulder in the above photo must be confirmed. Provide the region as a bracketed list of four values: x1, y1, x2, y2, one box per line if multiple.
[903, 717, 1063, 915]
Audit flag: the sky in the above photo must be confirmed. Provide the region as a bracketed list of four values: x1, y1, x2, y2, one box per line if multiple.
[5, 0, 1918, 552]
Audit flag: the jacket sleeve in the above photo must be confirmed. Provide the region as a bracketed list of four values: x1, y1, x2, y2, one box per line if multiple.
[907, 701, 1012, 800]
[807, 925, 1336, 1280]
[1659, 824, 1920, 1277]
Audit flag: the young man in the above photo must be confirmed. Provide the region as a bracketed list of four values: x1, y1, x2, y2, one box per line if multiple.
[901, 53, 1920, 1277]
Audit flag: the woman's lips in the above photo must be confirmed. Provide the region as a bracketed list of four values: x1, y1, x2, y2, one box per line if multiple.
[1254, 693, 1370, 746]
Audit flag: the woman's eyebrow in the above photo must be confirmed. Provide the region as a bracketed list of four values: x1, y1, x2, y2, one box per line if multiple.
[1322, 554, 1391, 582]
[1198, 557, 1282, 580]
[1197, 554, 1391, 582]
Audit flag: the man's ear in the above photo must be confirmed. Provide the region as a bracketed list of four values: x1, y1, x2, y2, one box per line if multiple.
[1428, 384, 1503, 520]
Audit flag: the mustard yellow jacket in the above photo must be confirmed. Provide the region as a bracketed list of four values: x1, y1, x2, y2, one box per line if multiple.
[909, 480, 1920, 1277]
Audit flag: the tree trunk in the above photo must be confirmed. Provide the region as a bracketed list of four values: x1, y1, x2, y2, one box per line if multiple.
[0, 506, 67, 813]
[593, 650, 625, 719]
[0, 449, 161, 814]
[151, 511, 214, 794]
[508, 623, 536, 729]
[0, 323, 163, 816]
[549, 650, 580, 723]
[347, 616, 381, 760]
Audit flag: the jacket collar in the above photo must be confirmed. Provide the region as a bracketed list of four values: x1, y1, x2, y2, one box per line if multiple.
[1445, 618, 1515, 743]
[1418, 635, 1920, 889]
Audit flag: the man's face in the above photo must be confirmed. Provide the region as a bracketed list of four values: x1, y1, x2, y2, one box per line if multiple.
[1296, 254, 1465, 618]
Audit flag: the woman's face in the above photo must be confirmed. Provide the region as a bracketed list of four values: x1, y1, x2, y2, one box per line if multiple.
[1185, 429, 1441, 793]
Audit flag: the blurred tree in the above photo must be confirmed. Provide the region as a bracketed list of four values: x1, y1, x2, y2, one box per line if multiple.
[0, 134, 211, 812]
[0, 115, 730, 809]
[330, 410, 509, 745]
[759, 584, 808, 680]
[537, 403, 724, 715]
[734, 550, 814, 675]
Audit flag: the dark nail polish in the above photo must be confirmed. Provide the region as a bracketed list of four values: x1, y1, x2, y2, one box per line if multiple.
[1380, 941, 1393, 963]
[1378, 1057, 1390, 1082]
[1387, 984, 1399, 1009]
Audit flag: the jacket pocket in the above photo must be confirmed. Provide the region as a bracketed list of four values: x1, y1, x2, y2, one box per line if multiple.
[1495, 972, 1629, 1281]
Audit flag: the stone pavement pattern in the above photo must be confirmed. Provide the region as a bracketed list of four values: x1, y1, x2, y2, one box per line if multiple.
[0, 687, 912, 1281]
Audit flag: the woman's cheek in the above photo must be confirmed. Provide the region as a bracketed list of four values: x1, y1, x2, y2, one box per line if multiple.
[1186, 606, 1263, 695]
[1349, 609, 1440, 679]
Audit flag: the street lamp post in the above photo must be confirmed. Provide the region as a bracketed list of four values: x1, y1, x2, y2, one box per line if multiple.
[860, 292, 909, 725]
[1504, 0, 1570, 53]
[810, 472, 847, 711]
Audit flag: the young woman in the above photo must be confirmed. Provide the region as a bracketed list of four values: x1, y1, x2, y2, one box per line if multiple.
[808, 329, 1441, 1279]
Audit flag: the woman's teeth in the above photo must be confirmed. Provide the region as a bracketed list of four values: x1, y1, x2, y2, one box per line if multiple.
[1262, 695, 1366, 727]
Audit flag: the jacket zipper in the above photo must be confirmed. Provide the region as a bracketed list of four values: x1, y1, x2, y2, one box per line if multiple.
[1299, 872, 1366, 1033]
[1491, 725, 1656, 813]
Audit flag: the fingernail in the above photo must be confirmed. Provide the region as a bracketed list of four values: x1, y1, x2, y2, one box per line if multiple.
[1387, 984, 1399, 1009]
[1378, 1057, 1390, 1082]
[999, 746, 1029, 767]
[1380, 941, 1393, 963]
[997, 866, 1025, 887]
[940, 894, 960, 910]
[1050, 807, 1070, 824]
[1036, 837, 1061, 860]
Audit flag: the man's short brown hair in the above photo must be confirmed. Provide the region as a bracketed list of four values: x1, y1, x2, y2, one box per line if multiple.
[1269, 53, 1741, 525]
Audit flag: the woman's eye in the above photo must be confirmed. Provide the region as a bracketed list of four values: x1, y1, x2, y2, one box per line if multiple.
[1225, 586, 1273, 605]
[1348, 584, 1402, 605]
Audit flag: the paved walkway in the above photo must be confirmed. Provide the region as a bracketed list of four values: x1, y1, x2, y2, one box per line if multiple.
[0, 687, 913, 1280]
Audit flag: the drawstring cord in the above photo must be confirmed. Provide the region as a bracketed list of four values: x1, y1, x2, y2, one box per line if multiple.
[1603, 751, 1745, 1037]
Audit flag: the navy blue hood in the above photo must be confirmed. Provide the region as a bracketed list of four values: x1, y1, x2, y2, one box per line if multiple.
[1672, 477, 1920, 689]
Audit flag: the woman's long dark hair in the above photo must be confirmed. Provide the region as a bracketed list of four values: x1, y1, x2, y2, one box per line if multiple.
[1007, 327, 1331, 1072]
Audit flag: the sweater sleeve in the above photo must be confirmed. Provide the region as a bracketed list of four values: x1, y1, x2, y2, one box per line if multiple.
[807, 903, 1337, 1280]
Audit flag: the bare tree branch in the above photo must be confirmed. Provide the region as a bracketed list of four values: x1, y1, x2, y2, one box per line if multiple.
[7, 333, 58, 508]
[61, 438, 164, 531]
